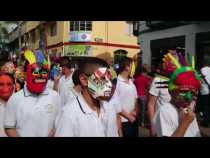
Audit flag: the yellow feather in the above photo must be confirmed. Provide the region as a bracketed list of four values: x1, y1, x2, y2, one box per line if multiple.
[192, 56, 195, 69]
[167, 53, 181, 69]
[24, 50, 36, 64]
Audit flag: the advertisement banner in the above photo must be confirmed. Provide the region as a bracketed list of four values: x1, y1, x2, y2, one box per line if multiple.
[64, 45, 91, 56]
[70, 31, 91, 42]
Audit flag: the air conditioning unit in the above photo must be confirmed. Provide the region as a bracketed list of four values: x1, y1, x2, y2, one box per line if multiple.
[94, 38, 103, 42]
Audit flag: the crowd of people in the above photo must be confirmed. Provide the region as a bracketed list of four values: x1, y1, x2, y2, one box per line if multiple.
[0, 47, 209, 137]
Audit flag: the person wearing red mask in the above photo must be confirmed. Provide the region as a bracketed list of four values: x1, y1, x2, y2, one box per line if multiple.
[0, 73, 15, 137]
[153, 51, 201, 137]
[4, 50, 61, 137]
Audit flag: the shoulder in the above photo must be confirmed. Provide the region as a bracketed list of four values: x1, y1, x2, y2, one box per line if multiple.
[10, 90, 24, 101]
[63, 98, 80, 114]
[6, 90, 24, 108]
[47, 88, 60, 97]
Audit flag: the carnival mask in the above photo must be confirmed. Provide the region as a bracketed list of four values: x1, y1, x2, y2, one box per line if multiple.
[24, 50, 49, 94]
[0, 75, 14, 101]
[87, 67, 113, 99]
[171, 88, 198, 109]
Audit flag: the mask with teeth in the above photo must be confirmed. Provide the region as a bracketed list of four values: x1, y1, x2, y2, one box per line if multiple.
[87, 67, 112, 100]
[24, 50, 49, 94]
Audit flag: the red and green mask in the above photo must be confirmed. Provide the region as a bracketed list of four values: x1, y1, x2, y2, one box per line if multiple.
[161, 50, 201, 109]
[24, 50, 49, 94]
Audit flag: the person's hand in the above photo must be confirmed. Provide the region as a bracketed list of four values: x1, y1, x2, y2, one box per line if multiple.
[54, 75, 61, 84]
[128, 113, 136, 123]
[131, 110, 137, 117]
[180, 107, 195, 126]
[150, 127, 157, 137]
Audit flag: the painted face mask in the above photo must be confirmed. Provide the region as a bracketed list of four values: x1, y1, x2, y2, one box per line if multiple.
[24, 50, 49, 94]
[0, 75, 14, 101]
[87, 67, 113, 99]
[171, 89, 197, 108]
[26, 64, 49, 94]
[157, 50, 201, 109]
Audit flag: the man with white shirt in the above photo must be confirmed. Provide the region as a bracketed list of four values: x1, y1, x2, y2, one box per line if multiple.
[55, 57, 113, 137]
[62, 69, 82, 106]
[102, 78, 123, 137]
[147, 60, 171, 136]
[54, 57, 74, 106]
[153, 51, 201, 137]
[199, 59, 210, 127]
[4, 50, 61, 137]
[0, 73, 15, 137]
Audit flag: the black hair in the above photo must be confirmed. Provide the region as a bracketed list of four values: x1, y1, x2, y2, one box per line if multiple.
[117, 57, 132, 74]
[112, 78, 117, 86]
[78, 57, 109, 76]
[60, 57, 73, 69]
[0, 72, 15, 84]
[15, 79, 25, 92]
[72, 69, 81, 86]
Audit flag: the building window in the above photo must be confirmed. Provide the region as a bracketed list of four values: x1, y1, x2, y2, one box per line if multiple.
[49, 22, 57, 36]
[70, 21, 92, 31]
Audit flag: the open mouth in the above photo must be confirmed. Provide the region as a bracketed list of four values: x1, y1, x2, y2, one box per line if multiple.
[34, 78, 47, 83]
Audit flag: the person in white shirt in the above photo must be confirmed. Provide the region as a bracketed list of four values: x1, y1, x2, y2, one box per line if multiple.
[102, 78, 123, 137]
[153, 51, 201, 137]
[148, 75, 171, 136]
[199, 60, 210, 127]
[4, 50, 61, 137]
[116, 57, 139, 137]
[62, 69, 82, 106]
[55, 57, 114, 137]
[0, 73, 15, 137]
[47, 63, 60, 90]
[54, 57, 74, 106]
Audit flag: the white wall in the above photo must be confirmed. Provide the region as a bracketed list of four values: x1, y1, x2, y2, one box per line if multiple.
[139, 23, 210, 66]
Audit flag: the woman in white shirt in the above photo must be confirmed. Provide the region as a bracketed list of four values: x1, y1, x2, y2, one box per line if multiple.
[0, 73, 15, 137]
[116, 57, 139, 137]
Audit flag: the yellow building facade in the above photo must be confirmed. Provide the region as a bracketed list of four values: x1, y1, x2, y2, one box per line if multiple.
[9, 21, 140, 64]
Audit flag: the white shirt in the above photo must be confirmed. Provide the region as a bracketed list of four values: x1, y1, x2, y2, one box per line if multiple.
[153, 102, 201, 137]
[149, 77, 171, 111]
[63, 86, 80, 106]
[200, 66, 210, 95]
[58, 74, 74, 106]
[4, 86, 61, 137]
[0, 99, 7, 137]
[116, 75, 138, 122]
[47, 80, 55, 90]
[102, 94, 121, 137]
[55, 94, 108, 137]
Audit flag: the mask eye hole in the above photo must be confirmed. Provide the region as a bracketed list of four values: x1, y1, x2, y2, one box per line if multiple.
[32, 70, 40, 76]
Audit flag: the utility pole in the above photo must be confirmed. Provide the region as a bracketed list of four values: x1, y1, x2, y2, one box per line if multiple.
[18, 21, 22, 51]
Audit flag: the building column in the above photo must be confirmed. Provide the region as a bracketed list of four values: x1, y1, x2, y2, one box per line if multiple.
[185, 32, 196, 56]
[139, 36, 151, 67]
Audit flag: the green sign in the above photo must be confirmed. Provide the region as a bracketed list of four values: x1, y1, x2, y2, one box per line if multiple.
[65, 45, 90, 56]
